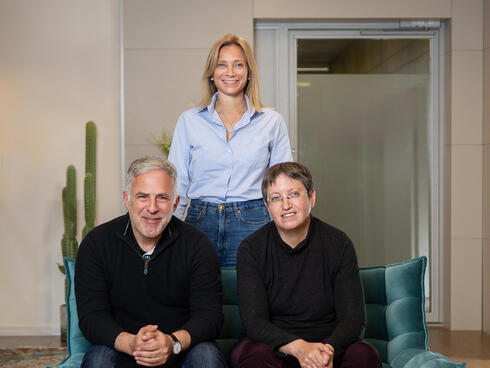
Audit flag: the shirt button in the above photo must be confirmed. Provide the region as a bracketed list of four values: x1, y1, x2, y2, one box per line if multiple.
[228, 149, 231, 153]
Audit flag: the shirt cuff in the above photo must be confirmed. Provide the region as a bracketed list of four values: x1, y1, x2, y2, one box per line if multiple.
[173, 205, 186, 220]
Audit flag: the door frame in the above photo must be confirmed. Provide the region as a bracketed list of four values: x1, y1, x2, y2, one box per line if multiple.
[255, 21, 445, 322]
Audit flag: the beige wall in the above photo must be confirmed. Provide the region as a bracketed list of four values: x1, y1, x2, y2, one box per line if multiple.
[0, 0, 121, 334]
[0, 0, 487, 334]
[253, 0, 452, 19]
[449, 0, 484, 330]
[483, 0, 490, 335]
[123, 0, 253, 169]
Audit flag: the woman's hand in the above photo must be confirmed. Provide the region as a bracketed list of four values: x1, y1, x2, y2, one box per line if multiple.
[280, 339, 334, 368]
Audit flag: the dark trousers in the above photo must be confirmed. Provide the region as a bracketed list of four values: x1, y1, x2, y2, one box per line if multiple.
[230, 338, 381, 368]
[81, 342, 228, 368]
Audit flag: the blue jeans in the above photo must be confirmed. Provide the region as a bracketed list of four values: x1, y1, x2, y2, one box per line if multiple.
[81, 341, 228, 368]
[185, 199, 270, 267]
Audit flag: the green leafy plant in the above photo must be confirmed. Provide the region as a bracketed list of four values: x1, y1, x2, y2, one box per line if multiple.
[151, 130, 172, 157]
[58, 121, 97, 275]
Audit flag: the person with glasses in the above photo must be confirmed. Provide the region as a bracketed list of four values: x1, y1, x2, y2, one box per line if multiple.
[168, 34, 292, 267]
[230, 162, 381, 368]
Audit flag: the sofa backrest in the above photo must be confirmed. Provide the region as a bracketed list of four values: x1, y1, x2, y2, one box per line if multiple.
[216, 267, 241, 358]
[360, 257, 428, 364]
[58, 257, 429, 367]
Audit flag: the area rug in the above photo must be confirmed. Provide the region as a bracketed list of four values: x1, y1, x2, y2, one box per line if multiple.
[0, 347, 66, 368]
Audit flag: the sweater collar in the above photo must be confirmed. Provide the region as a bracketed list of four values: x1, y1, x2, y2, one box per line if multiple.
[117, 214, 179, 256]
[273, 216, 314, 254]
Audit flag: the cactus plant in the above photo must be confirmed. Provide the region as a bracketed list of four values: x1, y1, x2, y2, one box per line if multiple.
[58, 166, 78, 274]
[82, 121, 96, 238]
[85, 121, 96, 179]
[59, 121, 97, 274]
[82, 172, 95, 238]
[63, 165, 77, 241]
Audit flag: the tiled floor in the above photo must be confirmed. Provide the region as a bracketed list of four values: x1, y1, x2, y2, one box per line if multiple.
[0, 326, 489, 367]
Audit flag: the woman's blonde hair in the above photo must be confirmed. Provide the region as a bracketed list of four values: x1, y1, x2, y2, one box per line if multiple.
[200, 34, 264, 112]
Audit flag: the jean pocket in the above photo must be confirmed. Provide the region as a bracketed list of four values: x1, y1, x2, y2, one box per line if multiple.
[185, 206, 205, 223]
[238, 206, 270, 225]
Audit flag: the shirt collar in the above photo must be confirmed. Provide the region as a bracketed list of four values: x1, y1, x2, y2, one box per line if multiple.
[201, 92, 257, 128]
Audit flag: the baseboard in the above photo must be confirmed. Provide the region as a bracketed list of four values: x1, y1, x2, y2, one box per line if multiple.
[427, 323, 450, 329]
[0, 327, 60, 336]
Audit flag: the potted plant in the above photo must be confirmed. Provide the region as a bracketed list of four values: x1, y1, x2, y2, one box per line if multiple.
[58, 121, 97, 342]
[151, 130, 172, 157]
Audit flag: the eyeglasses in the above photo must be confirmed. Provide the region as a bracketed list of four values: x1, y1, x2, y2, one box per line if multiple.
[267, 191, 307, 205]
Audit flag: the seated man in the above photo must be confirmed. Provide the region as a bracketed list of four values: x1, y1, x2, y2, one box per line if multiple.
[230, 162, 381, 368]
[75, 156, 227, 368]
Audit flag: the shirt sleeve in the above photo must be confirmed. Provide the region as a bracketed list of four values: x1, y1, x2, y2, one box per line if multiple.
[269, 112, 292, 166]
[323, 239, 366, 355]
[236, 243, 300, 351]
[179, 234, 224, 345]
[168, 113, 191, 219]
[75, 235, 124, 347]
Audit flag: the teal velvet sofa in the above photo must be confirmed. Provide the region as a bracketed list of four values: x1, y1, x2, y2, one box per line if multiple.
[52, 256, 465, 368]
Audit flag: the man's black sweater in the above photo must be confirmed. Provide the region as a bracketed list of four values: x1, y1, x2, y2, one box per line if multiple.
[75, 214, 223, 355]
[236, 217, 366, 356]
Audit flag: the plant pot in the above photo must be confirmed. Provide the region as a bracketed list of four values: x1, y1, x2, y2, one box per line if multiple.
[60, 303, 67, 344]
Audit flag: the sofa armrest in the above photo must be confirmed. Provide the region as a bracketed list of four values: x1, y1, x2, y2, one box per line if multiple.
[390, 349, 465, 368]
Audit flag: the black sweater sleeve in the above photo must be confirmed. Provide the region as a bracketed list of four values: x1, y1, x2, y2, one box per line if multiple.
[75, 233, 123, 347]
[323, 237, 366, 355]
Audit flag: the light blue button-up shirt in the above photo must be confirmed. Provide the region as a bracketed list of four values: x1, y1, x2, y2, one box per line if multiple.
[168, 93, 292, 219]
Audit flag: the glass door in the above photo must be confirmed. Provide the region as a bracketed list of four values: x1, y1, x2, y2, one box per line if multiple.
[297, 38, 431, 268]
[255, 23, 443, 322]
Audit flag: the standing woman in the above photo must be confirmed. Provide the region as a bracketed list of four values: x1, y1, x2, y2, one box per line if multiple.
[168, 34, 292, 267]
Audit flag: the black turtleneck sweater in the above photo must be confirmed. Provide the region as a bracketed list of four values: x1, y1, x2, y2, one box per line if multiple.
[75, 214, 223, 358]
[236, 217, 366, 356]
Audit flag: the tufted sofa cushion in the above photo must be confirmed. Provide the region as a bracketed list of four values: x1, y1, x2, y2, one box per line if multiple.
[216, 267, 241, 358]
[361, 257, 427, 363]
[360, 257, 464, 368]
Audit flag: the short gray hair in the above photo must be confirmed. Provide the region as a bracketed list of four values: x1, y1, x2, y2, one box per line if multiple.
[125, 156, 177, 199]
